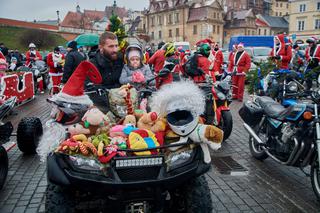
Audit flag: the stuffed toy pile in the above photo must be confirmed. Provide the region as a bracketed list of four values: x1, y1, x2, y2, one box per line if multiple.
[46, 61, 223, 166]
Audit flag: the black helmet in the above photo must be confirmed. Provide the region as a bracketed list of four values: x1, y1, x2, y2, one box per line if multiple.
[158, 41, 165, 50]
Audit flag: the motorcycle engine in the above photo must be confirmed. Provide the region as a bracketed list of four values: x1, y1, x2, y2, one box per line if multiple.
[271, 123, 297, 156]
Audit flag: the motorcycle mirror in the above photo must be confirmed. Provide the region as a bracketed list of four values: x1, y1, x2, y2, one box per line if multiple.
[158, 68, 171, 77]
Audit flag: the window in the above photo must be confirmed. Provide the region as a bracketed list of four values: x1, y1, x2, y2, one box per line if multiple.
[169, 29, 172, 37]
[175, 13, 180, 23]
[315, 19, 320, 29]
[297, 20, 305, 31]
[159, 30, 162, 39]
[276, 12, 278, 16]
[299, 4, 306, 12]
[213, 25, 216, 33]
[276, 2, 278, 7]
[264, 29, 267, 35]
[143, 24, 146, 30]
[151, 32, 154, 39]
[252, 31, 255, 35]
[193, 25, 197, 34]
[214, 12, 216, 19]
[286, 3, 289, 9]
[317, 2, 320, 10]
[217, 13, 220, 19]
[248, 30, 250, 35]
[280, 3, 282, 7]
[168, 14, 172, 24]
[279, 12, 282, 16]
[217, 25, 220, 34]
[258, 29, 261, 35]
[176, 28, 180, 36]
[151, 17, 155, 26]
[158, 15, 162, 25]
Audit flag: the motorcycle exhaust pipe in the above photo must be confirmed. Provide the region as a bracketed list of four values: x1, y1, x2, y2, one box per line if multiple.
[243, 123, 264, 144]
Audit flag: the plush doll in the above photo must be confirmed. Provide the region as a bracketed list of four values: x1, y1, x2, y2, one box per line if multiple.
[123, 114, 137, 127]
[66, 123, 91, 136]
[150, 80, 224, 163]
[81, 106, 111, 135]
[127, 129, 160, 156]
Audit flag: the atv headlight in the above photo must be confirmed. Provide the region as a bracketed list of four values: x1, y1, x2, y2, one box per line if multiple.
[166, 149, 193, 171]
[69, 156, 101, 171]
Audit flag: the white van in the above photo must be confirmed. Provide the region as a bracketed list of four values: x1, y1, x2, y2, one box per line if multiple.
[174, 42, 191, 51]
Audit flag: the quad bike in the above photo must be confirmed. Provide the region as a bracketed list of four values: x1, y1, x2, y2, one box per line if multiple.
[0, 96, 43, 189]
[45, 78, 214, 213]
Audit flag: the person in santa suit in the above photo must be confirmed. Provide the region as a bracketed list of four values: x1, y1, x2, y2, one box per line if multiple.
[305, 37, 320, 89]
[228, 44, 237, 72]
[228, 43, 251, 102]
[47, 47, 65, 94]
[211, 43, 224, 79]
[25, 43, 42, 66]
[269, 34, 292, 69]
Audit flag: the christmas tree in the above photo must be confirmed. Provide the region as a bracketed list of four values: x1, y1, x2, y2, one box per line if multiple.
[107, 1, 128, 53]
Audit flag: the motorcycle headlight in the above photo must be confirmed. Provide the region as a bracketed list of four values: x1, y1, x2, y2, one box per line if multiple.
[287, 81, 298, 93]
[166, 149, 193, 171]
[217, 92, 226, 100]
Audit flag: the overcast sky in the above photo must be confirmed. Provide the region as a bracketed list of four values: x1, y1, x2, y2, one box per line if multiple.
[0, 0, 149, 21]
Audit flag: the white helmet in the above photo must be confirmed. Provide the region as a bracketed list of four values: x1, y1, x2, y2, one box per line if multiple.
[29, 43, 36, 48]
[167, 109, 198, 136]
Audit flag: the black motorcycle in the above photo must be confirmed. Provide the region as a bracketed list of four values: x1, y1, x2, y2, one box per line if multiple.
[239, 91, 320, 200]
[0, 96, 43, 189]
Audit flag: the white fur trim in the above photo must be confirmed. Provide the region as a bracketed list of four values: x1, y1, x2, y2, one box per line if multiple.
[50, 92, 93, 105]
[150, 80, 205, 117]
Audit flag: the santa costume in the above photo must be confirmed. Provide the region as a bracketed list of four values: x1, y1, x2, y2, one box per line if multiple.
[210, 43, 224, 76]
[229, 43, 251, 101]
[305, 37, 320, 63]
[269, 34, 292, 69]
[47, 47, 65, 94]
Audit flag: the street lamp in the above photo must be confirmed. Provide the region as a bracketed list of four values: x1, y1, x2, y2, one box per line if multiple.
[56, 10, 60, 26]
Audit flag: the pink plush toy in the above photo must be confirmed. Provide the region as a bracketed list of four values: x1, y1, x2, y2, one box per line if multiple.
[109, 125, 127, 138]
[132, 71, 145, 83]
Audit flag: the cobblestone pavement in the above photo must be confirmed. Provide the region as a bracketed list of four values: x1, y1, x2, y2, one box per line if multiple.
[0, 94, 319, 213]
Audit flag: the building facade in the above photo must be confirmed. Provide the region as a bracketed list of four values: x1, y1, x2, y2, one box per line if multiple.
[271, 0, 290, 16]
[145, 0, 224, 47]
[289, 0, 320, 41]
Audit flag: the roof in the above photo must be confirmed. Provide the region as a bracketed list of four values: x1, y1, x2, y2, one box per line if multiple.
[83, 10, 105, 21]
[60, 10, 105, 30]
[36, 20, 58, 26]
[233, 9, 255, 20]
[128, 16, 141, 35]
[259, 15, 288, 28]
[0, 18, 58, 31]
[256, 18, 268, 27]
[105, 6, 128, 19]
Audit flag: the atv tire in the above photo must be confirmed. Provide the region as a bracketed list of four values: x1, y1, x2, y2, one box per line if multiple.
[45, 181, 76, 213]
[0, 146, 8, 190]
[169, 175, 213, 213]
[17, 117, 43, 154]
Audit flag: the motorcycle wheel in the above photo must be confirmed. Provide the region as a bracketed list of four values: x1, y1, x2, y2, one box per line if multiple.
[311, 158, 320, 201]
[219, 111, 233, 141]
[17, 117, 43, 154]
[249, 125, 268, 160]
[0, 146, 8, 190]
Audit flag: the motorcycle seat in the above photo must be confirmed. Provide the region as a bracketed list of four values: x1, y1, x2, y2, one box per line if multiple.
[256, 96, 287, 119]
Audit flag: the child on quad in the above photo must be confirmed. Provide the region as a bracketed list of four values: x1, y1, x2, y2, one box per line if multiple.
[119, 44, 155, 90]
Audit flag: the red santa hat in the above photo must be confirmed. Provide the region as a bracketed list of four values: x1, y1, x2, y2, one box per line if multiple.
[196, 38, 214, 46]
[50, 61, 102, 105]
[238, 43, 244, 48]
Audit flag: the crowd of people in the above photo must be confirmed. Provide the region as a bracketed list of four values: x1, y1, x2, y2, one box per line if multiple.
[0, 32, 319, 104]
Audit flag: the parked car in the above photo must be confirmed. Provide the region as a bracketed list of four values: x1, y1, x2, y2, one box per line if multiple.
[174, 41, 191, 51]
